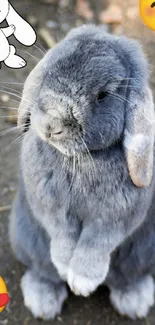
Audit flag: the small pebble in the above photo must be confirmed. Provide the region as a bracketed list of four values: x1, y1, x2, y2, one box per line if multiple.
[27, 15, 38, 27]
[61, 23, 70, 32]
[75, 19, 83, 27]
[1, 94, 10, 103]
[59, 0, 70, 8]
[0, 320, 8, 325]
[57, 316, 63, 322]
[46, 20, 58, 29]
[11, 270, 16, 274]
[2, 187, 9, 195]
[9, 185, 16, 192]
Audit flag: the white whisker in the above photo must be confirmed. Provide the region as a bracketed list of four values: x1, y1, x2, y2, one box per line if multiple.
[0, 115, 17, 119]
[0, 90, 35, 106]
[108, 92, 155, 126]
[8, 99, 20, 105]
[62, 153, 76, 203]
[19, 49, 40, 62]
[1, 86, 22, 95]
[0, 125, 25, 136]
[34, 44, 46, 56]
[0, 82, 24, 85]
[4, 133, 24, 152]
[36, 41, 46, 53]
[0, 106, 18, 110]
[114, 77, 136, 81]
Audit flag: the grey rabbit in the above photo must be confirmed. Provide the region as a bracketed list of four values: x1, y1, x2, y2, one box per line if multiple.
[9, 25, 155, 320]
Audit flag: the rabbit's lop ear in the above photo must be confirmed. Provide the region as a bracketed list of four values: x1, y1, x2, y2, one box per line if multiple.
[119, 37, 155, 188]
[18, 53, 49, 131]
[124, 86, 155, 188]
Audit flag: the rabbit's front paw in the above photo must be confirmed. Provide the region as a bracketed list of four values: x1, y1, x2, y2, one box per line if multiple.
[68, 254, 110, 297]
[52, 258, 68, 281]
[51, 239, 77, 281]
[68, 270, 102, 296]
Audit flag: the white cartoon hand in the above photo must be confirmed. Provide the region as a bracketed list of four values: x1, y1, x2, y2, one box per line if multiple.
[1, 24, 16, 37]
[4, 45, 26, 69]
[10, 24, 16, 33]
[6, 4, 36, 46]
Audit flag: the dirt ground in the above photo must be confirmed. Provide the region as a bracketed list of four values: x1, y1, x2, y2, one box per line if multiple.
[1, 1, 155, 324]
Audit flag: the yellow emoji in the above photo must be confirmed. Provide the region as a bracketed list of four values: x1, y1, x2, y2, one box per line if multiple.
[140, 0, 155, 30]
[0, 277, 9, 312]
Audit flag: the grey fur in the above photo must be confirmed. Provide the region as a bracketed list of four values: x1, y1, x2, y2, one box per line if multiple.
[9, 25, 155, 319]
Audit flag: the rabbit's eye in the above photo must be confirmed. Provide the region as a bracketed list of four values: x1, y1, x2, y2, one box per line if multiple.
[97, 91, 108, 102]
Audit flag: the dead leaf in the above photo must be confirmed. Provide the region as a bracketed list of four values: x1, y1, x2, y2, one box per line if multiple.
[6, 109, 17, 124]
[76, 0, 94, 20]
[99, 4, 123, 24]
[126, 6, 139, 20]
[38, 28, 57, 48]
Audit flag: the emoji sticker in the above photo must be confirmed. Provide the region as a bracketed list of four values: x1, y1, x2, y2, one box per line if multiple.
[0, 277, 9, 312]
[0, 0, 37, 69]
[140, 0, 155, 30]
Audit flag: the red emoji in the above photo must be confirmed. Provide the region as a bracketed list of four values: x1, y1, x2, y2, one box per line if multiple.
[0, 293, 10, 308]
[0, 277, 10, 312]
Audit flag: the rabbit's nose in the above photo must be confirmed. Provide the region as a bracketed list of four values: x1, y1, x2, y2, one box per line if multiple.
[46, 124, 65, 140]
[52, 129, 64, 138]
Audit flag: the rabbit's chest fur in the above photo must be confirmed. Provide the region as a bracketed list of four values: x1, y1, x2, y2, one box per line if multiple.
[21, 130, 151, 235]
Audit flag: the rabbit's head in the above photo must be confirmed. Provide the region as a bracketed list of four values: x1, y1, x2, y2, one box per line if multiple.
[0, 0, 9, 23]
[18, 25, 155, 188]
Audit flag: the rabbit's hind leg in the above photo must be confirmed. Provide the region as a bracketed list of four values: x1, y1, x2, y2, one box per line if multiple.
[110, 275, 155, 319]
[9, 187, 68, 320]
[4, 45, 26, 68]
[21, 270, 67, 320]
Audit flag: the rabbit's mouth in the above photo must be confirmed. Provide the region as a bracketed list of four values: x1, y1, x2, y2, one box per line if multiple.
[37, 119, 85, 156]
[47, 136, 85, 157]
[31, 120, 85, 157]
